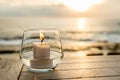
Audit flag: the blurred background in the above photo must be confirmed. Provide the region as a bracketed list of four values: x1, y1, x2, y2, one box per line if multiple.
[0, 0, 120, 57]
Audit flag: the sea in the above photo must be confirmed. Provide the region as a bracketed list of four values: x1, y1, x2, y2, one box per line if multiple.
[0, 17, 120, 55]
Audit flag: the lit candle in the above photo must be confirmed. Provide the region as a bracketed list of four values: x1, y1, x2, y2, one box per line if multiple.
[33, 42, 50, 59]
[30, 33, 53, 69]
[33, 33, 50, 59]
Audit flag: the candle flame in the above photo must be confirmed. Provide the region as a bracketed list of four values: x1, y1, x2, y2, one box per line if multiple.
[40, 33, 45, 43]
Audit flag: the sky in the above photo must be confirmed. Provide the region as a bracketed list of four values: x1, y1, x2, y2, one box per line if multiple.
[0, 0, 120, 18]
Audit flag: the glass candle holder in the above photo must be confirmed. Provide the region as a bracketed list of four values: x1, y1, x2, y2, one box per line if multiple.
[20, 28, 63, 72]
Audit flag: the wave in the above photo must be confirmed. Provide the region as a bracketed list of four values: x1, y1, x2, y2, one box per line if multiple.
[0, 31, 120, 44]
[0, 31, 120, 53]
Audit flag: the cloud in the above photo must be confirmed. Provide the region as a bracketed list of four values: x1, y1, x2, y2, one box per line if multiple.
[0, 0, 59, 7]
[0, 0, 119, 18]
[0, 4, 79, 17]
[87, 0, 120, 17]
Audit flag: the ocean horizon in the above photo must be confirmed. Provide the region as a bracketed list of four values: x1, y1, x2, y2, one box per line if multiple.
[0, 17, 120, 55]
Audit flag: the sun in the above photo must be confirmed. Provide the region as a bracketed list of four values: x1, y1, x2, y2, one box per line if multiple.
[59, 0, 104, 11]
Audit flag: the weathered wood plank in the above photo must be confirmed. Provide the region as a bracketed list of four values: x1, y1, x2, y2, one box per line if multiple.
[63, 76, 120, 80]
[19, 55, 120, 80]
[57, 62, 120, 70]
[0, 58, 22, 80]
[64, 54, 120, 63]
[62, 56, 120, 64]
[19, 66, 120, 80]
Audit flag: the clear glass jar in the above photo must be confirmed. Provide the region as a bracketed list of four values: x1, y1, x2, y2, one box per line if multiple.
[20, 28, 63, 72]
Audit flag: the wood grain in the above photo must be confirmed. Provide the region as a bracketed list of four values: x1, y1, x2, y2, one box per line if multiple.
[19, 54, 120, 80]
[0, 58, 22, 80]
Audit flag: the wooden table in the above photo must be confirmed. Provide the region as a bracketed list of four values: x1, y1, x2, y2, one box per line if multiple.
[1, 52, 120, 80]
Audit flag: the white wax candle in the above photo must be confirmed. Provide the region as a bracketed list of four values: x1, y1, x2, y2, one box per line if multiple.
[30, 59, 53, 69]
[33, 42, 50, 59]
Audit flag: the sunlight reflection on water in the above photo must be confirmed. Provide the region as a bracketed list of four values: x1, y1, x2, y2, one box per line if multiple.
[77, 18, 87, 31]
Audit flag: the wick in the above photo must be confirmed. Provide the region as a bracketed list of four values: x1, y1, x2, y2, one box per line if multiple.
[40, 33, 45, 46]
[41, 39, 44, 46]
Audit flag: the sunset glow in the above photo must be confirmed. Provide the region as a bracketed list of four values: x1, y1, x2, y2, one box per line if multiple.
[59, 0, 104, 11]
[77, 18, 86, 30]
